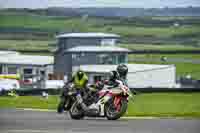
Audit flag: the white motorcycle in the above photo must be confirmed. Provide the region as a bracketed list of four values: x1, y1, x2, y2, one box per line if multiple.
[69, 80, 133, 120]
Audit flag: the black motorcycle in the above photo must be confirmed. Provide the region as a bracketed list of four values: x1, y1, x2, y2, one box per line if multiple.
[57, 83, 77, 113]
[57, 81, 107, 114]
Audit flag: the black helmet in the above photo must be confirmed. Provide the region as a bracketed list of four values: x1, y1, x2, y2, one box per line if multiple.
[109, 70, 119, 80]
[116, 64, 128, 78]
[77, 70, 84, 80]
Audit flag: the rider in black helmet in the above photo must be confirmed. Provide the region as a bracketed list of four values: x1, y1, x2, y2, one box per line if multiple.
[109, 70, 120, 81]
[103, 70, 120, 88]
[105, 64, 137, 93]
[116, 64, 137, 94]
[116, 64, 128, 86]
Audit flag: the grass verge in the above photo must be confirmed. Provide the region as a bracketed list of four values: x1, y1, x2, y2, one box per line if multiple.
[0, 93, 200, 117]
[0, 95, 59, 110]
[0, 39, 55, 51]
[126, 92, 200, 117]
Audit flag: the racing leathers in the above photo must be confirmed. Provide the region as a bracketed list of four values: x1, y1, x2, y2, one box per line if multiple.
[58, 70, 89, 113]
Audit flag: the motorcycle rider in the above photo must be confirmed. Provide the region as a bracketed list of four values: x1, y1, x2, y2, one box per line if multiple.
[104, 64, 128, 87]
[104, 64, 137, 94]
[116, 64, 129, 86]
[57, 69, 89, 113]
[117, 64, 137, 94]
[104, 70, 120, 88]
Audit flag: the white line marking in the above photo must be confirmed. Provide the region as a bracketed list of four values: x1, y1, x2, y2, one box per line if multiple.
[18, 108, 55, 112]
[121, 116, 159, 119]
[5, 129, 49, 133]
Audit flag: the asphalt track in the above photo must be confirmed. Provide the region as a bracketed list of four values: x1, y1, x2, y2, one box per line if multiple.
[0, 109, 200, 133]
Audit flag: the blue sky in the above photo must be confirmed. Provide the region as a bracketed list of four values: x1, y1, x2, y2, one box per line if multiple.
[0, 0, 199, 8]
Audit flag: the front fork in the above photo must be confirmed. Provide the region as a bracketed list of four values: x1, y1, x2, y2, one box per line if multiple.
[113, 95, 130, 112]
[96, 95, 112, 116]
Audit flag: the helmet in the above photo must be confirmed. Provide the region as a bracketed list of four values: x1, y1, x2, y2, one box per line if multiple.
[109, 70, 119, 80]
[116, 64, 128, 78]
[77, 70, 84, 80]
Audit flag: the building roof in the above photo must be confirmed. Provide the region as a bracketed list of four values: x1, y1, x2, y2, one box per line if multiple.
[56, 32, 120, 38]
[73, 64, 174, 73]
[65, 46, 130, 53]
[0, 51, 53, 66]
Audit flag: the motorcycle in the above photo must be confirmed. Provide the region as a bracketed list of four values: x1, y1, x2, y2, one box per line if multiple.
[69, 79, 133, 120]
[57, 83, 77, 113]
[57, 81, 103, 113]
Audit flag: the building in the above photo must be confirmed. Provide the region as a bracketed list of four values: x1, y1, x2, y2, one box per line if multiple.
[0, 51, 54, 89]
[54, 33, 128, 77]
[54, 32, 177, 88]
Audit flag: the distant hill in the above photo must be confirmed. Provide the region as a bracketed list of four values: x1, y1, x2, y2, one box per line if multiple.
[2, 7, 200, 17]
[1, 7, 200, 45]
[78, 7, 200, 17]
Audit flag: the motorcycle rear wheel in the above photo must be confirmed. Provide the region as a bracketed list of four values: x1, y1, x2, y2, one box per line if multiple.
[57, 98, 66, 113]
[57, 96, 72, 112]
[69, 101, 85, 120]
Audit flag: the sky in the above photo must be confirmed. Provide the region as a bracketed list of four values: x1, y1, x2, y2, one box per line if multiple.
[0, 0, 200, 9]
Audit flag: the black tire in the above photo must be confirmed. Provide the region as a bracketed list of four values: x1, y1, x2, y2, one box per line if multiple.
[69, 101, 84, 120]
[57, 96, 75, 113]
[65, 97, 73, 111]
[57, 99, 65, 113]
[105, 97, 128, 120]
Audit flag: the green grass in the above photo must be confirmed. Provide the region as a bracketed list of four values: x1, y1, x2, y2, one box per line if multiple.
[1, 93, 200, 117]
[120, 43, 200, 51]
[0, 40, 55, 51]
[129, 54, 200, 60]
[110, 25, 200, 38]
[126, 93, 200, 117]
[0, 13, 98, 31]
[1, 13, 200, 38]
[175, 63, 200, 79]
[0, 14, 80, 30]
[0, 95, 59, 110]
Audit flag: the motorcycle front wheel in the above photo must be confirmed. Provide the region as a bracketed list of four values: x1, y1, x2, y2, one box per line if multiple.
[105, 97, 128, 120]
